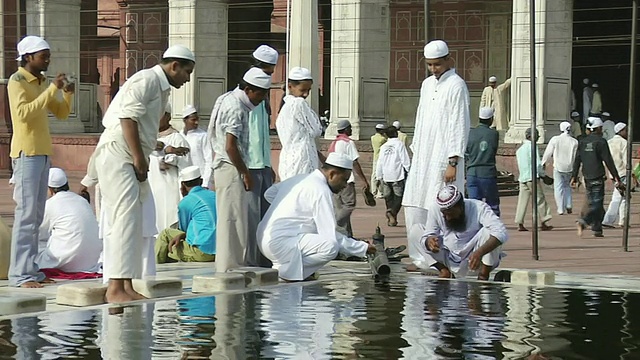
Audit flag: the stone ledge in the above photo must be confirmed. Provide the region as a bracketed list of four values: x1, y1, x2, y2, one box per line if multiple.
[56, 283, 107, 307]
[192, 273, 246, 293]
[510, 270, 556, 286]
[0, 292, 47, 316]
[132, 277, 182, 298]
[228, 267, 279, 287]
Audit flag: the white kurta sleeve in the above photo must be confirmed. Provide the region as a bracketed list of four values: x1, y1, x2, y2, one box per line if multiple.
[401, 145, 411, 173]
[313, 191, 341, 243]
[446, 84, 470, 159]
[38, 204, 52, 242]
[541, 138, 555, 166]
[201, 134, 214, 187]
[497, 78, 511, 93]
[81, 152, 99, 188]
[423, 206, 443, 238]
[264, 183, 281, 204]
[375, 149, 385, 181]
[335, 232, 368, 258]
[478, 202, 508, 243]
[295, 99, 323, 137]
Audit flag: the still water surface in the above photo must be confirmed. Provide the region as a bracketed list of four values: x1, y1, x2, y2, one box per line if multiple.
[1, 276, 639, 359]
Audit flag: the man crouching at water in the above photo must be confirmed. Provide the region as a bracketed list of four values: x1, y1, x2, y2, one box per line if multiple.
[409, 185, 508, 280]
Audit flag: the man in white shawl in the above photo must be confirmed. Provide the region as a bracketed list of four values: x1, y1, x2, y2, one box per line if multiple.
[409, 185, 508, 280]
[258, 152, 375, 281]
[479, 75, 511, 130]
[402, 39, 470, 271]
[276, 66, 325, 181]
[149, 103, 193, 230]
[181, 105, 213, 188]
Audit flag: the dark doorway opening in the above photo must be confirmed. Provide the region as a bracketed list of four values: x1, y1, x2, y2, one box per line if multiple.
[572, 0, 639, 140]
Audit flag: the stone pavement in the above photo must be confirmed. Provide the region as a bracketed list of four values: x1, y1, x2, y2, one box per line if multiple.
[1, 171, 639, 278]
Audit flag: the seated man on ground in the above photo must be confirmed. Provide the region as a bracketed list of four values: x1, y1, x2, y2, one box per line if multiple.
[155, 166, 216, 263]
[257, 153, 376, 281]
[409, 185, 508, 280]
[36, 168, 102, 273]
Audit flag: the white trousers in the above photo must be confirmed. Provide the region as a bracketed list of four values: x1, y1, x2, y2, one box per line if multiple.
[409, 226, 502, 277]
[404, 206, 429, 269]
[553, 170, 573, 214]
[603, 187, 626, 227]
[95, 142, 146, 279]
[265, 234, 340, 281]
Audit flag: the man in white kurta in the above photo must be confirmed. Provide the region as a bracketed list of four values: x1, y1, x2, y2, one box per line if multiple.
[403, 40, 470, 270]
[92, 45, 195, 303]
[409, 185, 508, 280]
[36, 168, 101, 273]
[541, 122, 578, 215]
[479, 76, 511, 130]
[182, 105, 213, 188]
[582, 78, 593, 124]
[149, 104, 192, 230]
[258, 153, 374, 281]
[603, 123, 629, 228]
[591, 84, 602, 115]
[276, 67, 324, 181]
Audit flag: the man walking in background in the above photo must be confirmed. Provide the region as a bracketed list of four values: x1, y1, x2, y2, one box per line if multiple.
[541, 122, 578, 215]
[466, 107, 500, 216]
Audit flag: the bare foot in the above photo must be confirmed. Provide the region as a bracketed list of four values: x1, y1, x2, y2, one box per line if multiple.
[19, 281, 43, 288]
[576, 221, 585, 237]
[40, 277, 55, 284]
[405, 264, 420, 272]
[540, 222, 554, 231]
[518, 224, 528, 232]
[438, 268, 452, 279]
[108, 307, 125, 315]
[125, 289, 147, 301]
[105, 288, 139, 304]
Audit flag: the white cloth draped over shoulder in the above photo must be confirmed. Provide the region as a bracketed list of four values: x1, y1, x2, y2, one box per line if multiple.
[276, 95, 323, 181]
[182, 128, 213, 187]
[402, 69, 471, 210]
[257, 170, 369, 280]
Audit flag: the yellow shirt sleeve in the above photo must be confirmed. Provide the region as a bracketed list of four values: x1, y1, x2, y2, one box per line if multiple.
[7, 81, 58, 123]
[47, 90, 73, 120]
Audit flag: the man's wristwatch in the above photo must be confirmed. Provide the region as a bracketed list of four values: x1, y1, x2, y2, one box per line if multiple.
[448, 159, 458, 167]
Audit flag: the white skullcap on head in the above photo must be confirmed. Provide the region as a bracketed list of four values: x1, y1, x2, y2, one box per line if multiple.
[336, 119, 351, 131]
[288, 66, 313, 81]
[183, 105, 197, 118]
[48, 167, 68, 188]
[615, 122, 627, 134]
[392, 120, 401, 129]
[436, 185, 463, 210]
[571, 111, 580, 118]
[592, 83, 599, 88]
[164, 101, 172, 114]
[163, 45, 195, 63]
[325, 152, 353, 170]
[243, 67, 272, 90]
[16, 36, 50, 60]
[560, 121, 571, 132]
[375, 123, 386, 130]
[489, 76, 497, 83]
[423, 40, 449, 59]
[479, 107, 494, 120]
[602, 111, 610, 117]
[583, 78, 590, 84]
[253, 45, 279, 65]
[588, 117, 603, 129]
[180, 165, 202, 182]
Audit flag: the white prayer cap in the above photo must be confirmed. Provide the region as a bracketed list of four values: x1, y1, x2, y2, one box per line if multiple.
[375, 123, 386, 130]
[180, 165, 202, 182]
[162, 45, 195, 63]
[288, 66, 312, 81]
[571, 111, 580, 118]
[253, 45, 279, 65]
[479, 107, 494, 120]
[423, 40, 449, 59]
[436, 185, 463, 210]
[48, 168, 68, 188]
[183, 104, 197, 118]
[489, 76, 497, 83]
[592, 83, 599, 88]
[16, 36, 50, 60]
[588, 117, 603, 129]
[325, 153, 353, 170]
[560, 121, 571, 132]
[336, 119, 351, 131]
[392, 120, 401, 129]
[243, 67, 272, 90]
[164, 101, 172, 114]
[583, 78, 590, 84]
[615, 122, 627, 134]
[601, 111, 610, 117]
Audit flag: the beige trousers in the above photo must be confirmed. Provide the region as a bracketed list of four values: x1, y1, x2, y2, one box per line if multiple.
[96, 142, 146, 279]
[515, 180, 552, 225]
[214, 162, 248, 272]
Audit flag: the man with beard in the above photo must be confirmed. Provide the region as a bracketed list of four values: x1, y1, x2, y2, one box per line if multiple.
[257, 153, 376, 281]
[409, 185, 508, 280]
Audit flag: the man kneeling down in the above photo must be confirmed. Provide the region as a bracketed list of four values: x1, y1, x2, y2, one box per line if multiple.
[258, 153, 376, 281]
[410, 185, 508, 280]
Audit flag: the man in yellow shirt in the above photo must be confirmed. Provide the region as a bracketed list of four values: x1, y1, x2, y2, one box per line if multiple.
[8, 36, 74, 288]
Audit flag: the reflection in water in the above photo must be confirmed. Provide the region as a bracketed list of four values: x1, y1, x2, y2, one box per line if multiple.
[1, 278, 640, 358]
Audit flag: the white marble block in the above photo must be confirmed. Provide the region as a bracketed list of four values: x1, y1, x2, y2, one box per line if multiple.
[132, 277, 183, 298]
[510, 270, 556, 286]
[229, 267, 279, 287]
[0, 293, 47, 316]
[191, 273, 246, 293]
[56, 283, 108, 307]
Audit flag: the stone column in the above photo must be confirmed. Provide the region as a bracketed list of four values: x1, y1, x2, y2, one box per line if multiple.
[168, 0, 228, 130]
[26, 0, 85, 133]
[288, 0, 319, 113]
[325, 0, 390, 141]
[504, 0, 573, 144]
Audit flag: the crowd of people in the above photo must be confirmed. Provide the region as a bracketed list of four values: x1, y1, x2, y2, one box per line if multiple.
[5, 33, 636, 302]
